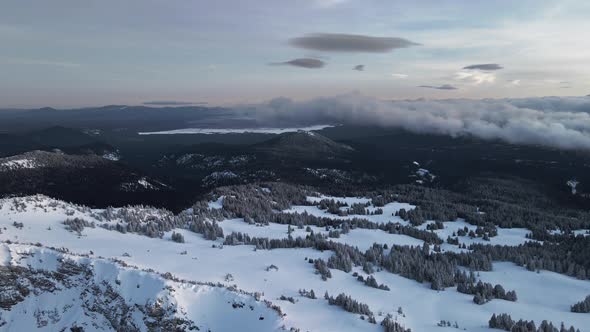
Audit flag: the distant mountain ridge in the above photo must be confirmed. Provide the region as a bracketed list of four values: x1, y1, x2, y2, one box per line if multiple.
[0, 149, 173, 208]
[0, 126, 118, 158]
[0, 105, 237, 132]
[0, 150, 110, 171]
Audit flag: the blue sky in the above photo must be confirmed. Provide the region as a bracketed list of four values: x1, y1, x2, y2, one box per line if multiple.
[1, 0, 589, 107]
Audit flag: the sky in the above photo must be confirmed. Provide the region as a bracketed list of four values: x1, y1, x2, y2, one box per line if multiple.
[1, 0, 589, 108]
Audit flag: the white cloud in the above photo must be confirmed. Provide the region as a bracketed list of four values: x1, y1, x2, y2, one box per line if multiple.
[508, 79, 521, 86]
[454, 70, 496, 85]
[391, 73, 408, 79]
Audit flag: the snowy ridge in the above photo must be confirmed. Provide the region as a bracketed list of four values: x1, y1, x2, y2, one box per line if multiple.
[0, 150, 109, 172]
[0, 243, 282, 331]
[0, 158, 38, 170]
[0, 157, 38, 171]
[101, 151, 120, 161]
[202, 171, 239, 186]
[120, 177, 170, 192]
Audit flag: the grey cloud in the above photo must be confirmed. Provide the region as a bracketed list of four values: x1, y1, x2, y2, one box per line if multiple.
[353, 65, 364, 71]
[271, 58, 325, 69]
[418, 84, 458, 90]
[289, 33, 420, 53]
[305, 54, 330, 60]
[248, 94, 590, 151]
[143, 101, 206, 106]
[463, 64, 503, 71]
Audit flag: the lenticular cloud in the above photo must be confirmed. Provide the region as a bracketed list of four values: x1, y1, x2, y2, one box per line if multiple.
[251, 94, 590, 150]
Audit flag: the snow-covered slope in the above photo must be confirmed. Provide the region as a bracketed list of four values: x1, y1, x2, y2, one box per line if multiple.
[0, 150, 109, 171]
[0, 157, 38, 170]
[0, 194, 589, 331]
[284, 195, 415, 225]
[0, 243, 281, 331]
[417, 219, 532, 252]
[218, 218, 425, 252]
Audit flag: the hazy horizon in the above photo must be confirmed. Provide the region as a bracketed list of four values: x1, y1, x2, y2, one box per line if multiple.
[1, 0, 589, 108]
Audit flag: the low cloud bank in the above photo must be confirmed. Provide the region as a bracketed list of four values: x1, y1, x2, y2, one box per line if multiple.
[249, 94, 590, 150]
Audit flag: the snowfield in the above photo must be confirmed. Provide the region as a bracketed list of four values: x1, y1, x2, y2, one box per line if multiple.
[218, 218, 424, 252]
[0, 195, 589, 331]
[417, 219, 533, 253]
[284, 195, 416, 225]
[0, 243, 282, 332]
[0, 158, 37, 170]
[101, 151, 120, 161]
[120, 177, 169, 192]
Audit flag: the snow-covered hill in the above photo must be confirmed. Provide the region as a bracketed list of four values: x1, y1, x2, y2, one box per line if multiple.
[0, 151, 174, 208]
[0, 243, 280, 331]
[0, 194, 588, 331]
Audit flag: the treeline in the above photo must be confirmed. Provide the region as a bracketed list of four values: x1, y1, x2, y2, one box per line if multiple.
[489, 313, 580, 332]
[243, 179, 590, 248]
[570, 295, 590, 313]
[96, 205, 182, 238]
[470, 236, 590, 280]
[358, 275, 390, 291]
[381, 314, 411, 332]
[460, 177, 590, 229]
[210, 182, 520, 248]
[371, 185, 498, 235]
[313, 258, 332, 281]
[298, 289, 316, 299]
[323, 292, 375, 322]
[271, 212, 443, 244]
[223, 220, 590, 286]
[216, 183, 444, 244]
[368, 177, 590, 240]
[366, 243, 492, 290]
[63, 217, 95, 235]
[171, 232, 185, 243]
[223, 231, 494, 290]
[188, 219, 224, 240]
[216, 182, 311, 220]
[89, 197, 230, 240]
[317, 199, 383, 216]
[55, 181, 590, 286]
[455, 272, 517, 304]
